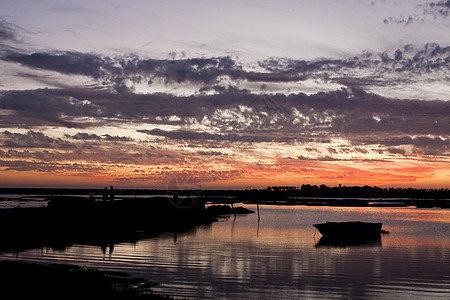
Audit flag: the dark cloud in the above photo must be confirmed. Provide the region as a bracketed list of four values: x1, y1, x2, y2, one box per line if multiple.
[67, 132, 103, 140]
[1, 50, 131, 94]
[2, 50, 306, 90]
[259, 43, 450, 89]
[297, 88, 450, 137]
[359, 135, 450, 156]
[127, 56, 240, 84]
[0, 89, 102, 128]
[0, 52, 324, 91]
[138, 129, 221, 141]
[121, 55, 302, 84]
[102, 134, 133, 142]
[197, 150, 223, 156]
[387, 147, 407, 155]
[422, 1, 450, 18]
[0, 18, 19, 42]
[1, 86, 449, 149]
[0, 159, 104, 173]
[2, 130, 75, 149]
[65, 132, 133, 142]
[2, 51, 116, 79]
[0, 143, 182, 169]
[2, 43, 448, 96]
[297, 155, 340, 161]
[384, 1, 450, 25]
[383, 15, 422, 26]
[137, 128, 274, 143]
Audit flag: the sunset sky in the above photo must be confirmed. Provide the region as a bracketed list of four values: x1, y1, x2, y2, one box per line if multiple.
[0, 0, 449, 189]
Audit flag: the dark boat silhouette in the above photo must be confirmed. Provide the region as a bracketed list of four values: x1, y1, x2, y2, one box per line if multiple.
[313, 221, 383, 237]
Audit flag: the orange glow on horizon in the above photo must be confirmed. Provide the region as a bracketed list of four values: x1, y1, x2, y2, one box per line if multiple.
[1, 156, 449, 189]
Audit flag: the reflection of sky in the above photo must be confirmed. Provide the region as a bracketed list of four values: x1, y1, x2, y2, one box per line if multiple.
[2, 205, 450, 299]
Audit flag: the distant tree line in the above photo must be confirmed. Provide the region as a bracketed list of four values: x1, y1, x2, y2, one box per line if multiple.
[285, 184, 450, 199]
[219, 185, 450, 200]
[1, 185, 449, 199]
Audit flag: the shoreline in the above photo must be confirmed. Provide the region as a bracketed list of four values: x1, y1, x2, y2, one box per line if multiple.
[2, 194, 450, 209]
[1, 185, 449, 209]
[0, 260, 176, 299]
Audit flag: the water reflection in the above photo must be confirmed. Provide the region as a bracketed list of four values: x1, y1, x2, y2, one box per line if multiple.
[1, 205, 450, 299]
[315, 234, 382, 247]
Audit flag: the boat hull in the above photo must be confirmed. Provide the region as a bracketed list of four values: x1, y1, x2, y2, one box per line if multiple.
[313, 221, 382, 237]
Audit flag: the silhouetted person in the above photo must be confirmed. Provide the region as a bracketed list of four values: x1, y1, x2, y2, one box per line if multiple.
[110, 186, 115, 201]
[101, 244, 107, 255]
[102, 187, 108, 201]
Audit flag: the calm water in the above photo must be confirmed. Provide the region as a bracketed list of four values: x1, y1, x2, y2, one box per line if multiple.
[1, 204, 450, 299]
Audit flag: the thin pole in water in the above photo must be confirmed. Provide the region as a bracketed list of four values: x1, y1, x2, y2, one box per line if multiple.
[257, 202, 260, 221]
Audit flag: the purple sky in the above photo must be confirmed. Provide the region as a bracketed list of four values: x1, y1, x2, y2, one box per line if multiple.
[0, 0, 449, 189]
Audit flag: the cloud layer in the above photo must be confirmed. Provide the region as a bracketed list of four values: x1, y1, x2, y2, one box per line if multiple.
[0, 1, 449, 188]
[3, 42, 449, 100]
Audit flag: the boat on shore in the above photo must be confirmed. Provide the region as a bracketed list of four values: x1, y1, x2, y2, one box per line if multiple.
[313, 221, 383, 237]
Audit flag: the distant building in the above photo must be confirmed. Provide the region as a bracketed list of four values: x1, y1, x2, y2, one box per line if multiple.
[267, 186, 297, 191]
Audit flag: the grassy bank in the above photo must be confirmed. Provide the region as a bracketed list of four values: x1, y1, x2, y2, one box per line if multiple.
[0, 260, 177, 299]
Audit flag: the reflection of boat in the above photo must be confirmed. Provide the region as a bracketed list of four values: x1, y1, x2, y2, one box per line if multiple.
[313, 221, 383, 237]
[315, 234, 381, 247]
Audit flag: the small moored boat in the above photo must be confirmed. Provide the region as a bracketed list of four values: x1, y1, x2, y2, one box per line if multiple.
[313, 221, 383, 237]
